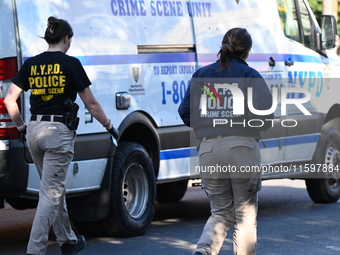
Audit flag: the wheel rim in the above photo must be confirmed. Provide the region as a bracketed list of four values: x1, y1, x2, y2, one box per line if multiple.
[324, 144, 340, 190]
[122, 162, 149, 219]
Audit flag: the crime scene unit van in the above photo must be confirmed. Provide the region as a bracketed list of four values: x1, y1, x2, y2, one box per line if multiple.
[1, 0, 340, 236]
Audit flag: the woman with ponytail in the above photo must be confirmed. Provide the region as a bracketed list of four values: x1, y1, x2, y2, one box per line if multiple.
[179, 28, 273, 255]
[5, 16, 119, 255]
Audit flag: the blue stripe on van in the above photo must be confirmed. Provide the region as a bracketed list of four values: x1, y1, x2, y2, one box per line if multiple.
[250, 53, 329, 65]
[77, 52, 197, 65]
[23, 52, 197, 64]
[75, 53, 329, 66]
[160, 134, 320, 160]
[23, 53, 332, 66]
[200, 53, 329, 65]
[258, 133, 320, 149]
[160, 147, 198, 160]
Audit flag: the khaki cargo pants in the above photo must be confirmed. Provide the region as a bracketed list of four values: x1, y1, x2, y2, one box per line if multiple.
[26, 116, 77, 255]
[194, 136, 262, 255]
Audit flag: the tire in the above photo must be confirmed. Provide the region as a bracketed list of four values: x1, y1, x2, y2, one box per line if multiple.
[101, 142, 156, 237]
[156, 180, 188, 203]
[6, 197, 37, 210]
[305, 123, 340, 203]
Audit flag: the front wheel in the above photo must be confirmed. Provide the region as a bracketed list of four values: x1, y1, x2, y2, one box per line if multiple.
[305, 124, 340, 203]
[101, 142, 156, 237]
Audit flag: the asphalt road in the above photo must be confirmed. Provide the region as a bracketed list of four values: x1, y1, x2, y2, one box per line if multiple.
[1, 179, 340, 255]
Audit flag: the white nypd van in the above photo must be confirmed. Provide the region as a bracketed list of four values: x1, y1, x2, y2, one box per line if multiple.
[1, 0, 340, 237]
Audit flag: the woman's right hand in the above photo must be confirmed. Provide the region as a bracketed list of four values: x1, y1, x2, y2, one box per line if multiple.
[107, 126, 119, 140]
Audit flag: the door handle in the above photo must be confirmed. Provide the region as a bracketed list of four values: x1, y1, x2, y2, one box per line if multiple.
[268, 57, 275, 68]
[285, 58, 294, 66]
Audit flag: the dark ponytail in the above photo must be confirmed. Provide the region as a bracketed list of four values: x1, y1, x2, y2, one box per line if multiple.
[217, 28, 252, 70]
[43, 16, 74, 44]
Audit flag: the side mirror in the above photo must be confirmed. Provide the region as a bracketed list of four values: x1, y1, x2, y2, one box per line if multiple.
[321, 15, 337, 49]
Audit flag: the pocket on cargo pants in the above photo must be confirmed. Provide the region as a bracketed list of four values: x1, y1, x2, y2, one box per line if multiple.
[246, 141, 262, 193]
[228, 137, 262, 193]
[38, 125, 62, 151]
[247, 168, 262, 193]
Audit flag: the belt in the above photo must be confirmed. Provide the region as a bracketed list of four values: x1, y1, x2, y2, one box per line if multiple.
[202, 134, 231, 140]
[30, 115, 66, 123]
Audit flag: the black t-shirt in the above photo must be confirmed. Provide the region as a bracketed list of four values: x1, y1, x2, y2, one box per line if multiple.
[11, 51, 91, 115]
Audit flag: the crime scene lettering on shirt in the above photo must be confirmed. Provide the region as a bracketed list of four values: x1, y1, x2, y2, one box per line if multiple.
[29, 64, 66, 101]
[110, 0, 212, 17]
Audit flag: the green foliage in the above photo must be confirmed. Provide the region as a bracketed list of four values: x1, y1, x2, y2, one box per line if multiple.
[307, 0, 323, 15]
[307, 0, 340, 33]
[307, 0, 323, 24]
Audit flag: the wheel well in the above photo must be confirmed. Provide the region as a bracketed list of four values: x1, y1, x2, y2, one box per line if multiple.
[118, 112, 160, 177]
[324, 104, 340, 125]
[313, 105, 340, 162]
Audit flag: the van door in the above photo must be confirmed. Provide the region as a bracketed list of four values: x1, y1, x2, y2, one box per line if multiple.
[276, 0, 324, 162]
[259, 72, 285, 166]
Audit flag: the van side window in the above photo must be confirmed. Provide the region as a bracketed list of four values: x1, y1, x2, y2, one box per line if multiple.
[277, 0, 314, 49]
[277, 0, 301, 42]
